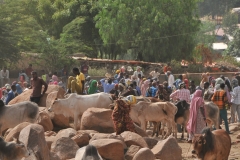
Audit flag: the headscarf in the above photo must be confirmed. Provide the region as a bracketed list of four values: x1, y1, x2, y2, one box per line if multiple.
[88, 80, 97, 94]
[184, 79, 189, 89]
[52, 75, 58, 82]
[187, 90, 204, 134]
[116, 70, 120, 74]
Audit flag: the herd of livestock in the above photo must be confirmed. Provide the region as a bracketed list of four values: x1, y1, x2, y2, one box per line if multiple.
[0, 89, 234, 159]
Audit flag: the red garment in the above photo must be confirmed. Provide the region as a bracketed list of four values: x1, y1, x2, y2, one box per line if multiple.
[184, 79, 189, 89]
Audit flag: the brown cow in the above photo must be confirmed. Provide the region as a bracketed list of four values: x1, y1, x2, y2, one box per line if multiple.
[192, 127, 231, 160]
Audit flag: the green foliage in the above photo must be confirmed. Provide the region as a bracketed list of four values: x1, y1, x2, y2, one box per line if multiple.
[224, 29, 240, 57]
[95, 0, 201, 62]
[222, 12, 238, 36]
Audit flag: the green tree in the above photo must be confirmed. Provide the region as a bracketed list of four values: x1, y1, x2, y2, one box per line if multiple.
[95, 0, 201, 62]
[222, 12, 238, 36]
[224, 29, 240, 57]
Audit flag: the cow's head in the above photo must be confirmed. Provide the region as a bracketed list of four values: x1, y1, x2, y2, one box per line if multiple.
[175, 100, 189, 110]
[48, 98, 58, 112]
[192, 127, 214, 159]
[13, 138, 30, 158]
[192, 134, 205, 156]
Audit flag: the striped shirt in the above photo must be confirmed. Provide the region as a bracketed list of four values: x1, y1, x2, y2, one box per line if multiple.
[211, 90, 228, 109]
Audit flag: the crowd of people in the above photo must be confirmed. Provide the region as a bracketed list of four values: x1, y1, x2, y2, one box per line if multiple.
[1, 62, 240, 142]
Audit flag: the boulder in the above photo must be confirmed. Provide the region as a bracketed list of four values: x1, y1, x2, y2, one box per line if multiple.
[71, 132, 90, 147]
[125, 145, 141, 160]
[37, 110, 53, 131]
[45, 131, 57, 137]
[55, 128, 77, 140]
[237, 133, 240, 139]
[90, 139, 124, 160]
[45, 136, 56, 150]
[8, 85, 65, 106]
[90, 133, 124, 143]
[5, 122, 31, 142]
[50, 152, 61, 160]
[80, 108, 114, 133]
[120, 131, 148, 148]
[19, 124, 50, 160]
[134, 124, 148, 137]
[74, 146, 86, 160]
[132, 148, 155, 160]
[143, 137, 158, 149]
[151, 135, 182, 160]
[77, 130, 99, 136]
[146, 130, 153, 136]
[46, 91, 70, 128]
[51, 137, 79, 160]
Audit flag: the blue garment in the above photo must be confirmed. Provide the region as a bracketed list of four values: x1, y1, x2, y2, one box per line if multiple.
[16, 84, 22, 94]
[174, 79, 182, 89]
[5, 90, 15, 105]
[136, 86, 141, 96]
[146, 86, 157, 97]
[100, 79, 115, 93]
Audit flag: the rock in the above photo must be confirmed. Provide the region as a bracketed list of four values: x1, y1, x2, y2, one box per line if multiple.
[37, 110, 53, 131]
[51, 137, 79, 160]
[77, 130, 99, 137]
[50, 152, 61, 160]
[74, 146, 86, 160]
[237, 133, 240, 139]
[90, 139, 124, 160]
[121, 131, 148, 148]
[45, 136, 56, 150]
[133, 148, 155, 160]
[55, 128, 77, 140]
[90, 133, 124, 143]
[80, 108, 114, 133]
[151, 135, 182, 160]
[143, 137, 158, 149]
[146, 130, 153, 136]
[46, 91, 70, 128]
[9, 85, 65, 106]
[229, 124, 240, 132]
[5, 122, 31, 142]
[125, 145, 141, 160]
[45, 131, 57, 137]
[71, 132, 90, 147]
[134, 123, 148, 137]
[19, 124, 50, 160]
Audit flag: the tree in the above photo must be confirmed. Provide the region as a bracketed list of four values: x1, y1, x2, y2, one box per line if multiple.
[222, 12, 238, 36]
[95, 0, 201, 62]
[224, 29, 240, 57]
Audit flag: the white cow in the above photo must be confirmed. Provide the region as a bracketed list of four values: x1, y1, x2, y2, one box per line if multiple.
[0, 100, 39, 136]
[130, 101, 178, 138]
[48, 93, 113, 130]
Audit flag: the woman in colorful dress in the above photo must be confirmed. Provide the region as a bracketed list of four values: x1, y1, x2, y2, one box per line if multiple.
[187, 90, 206, 143]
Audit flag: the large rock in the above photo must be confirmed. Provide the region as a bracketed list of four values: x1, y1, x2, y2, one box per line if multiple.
[74, 146, 87, 160]
[90, 139, 124, 160]
[45, 136, 56, 150]
[90, 133, 124, 143]
[120, 131, 148, 148]
[8, 85, 65, 106]
[237, 133, 240, 139]
[19, 124, 50, 160]
[125, 145, 141, 160]
[51, 137, 79, 160]
[71, 132, 90, 147]
[80, 108, 114, 133]
[5, 122, 31, 142]
[55, 128, 77, 140]
[37, 110, 53, 131]
[77, 130, 99, 138]
[151, 135, 182, 160]
[143, 137, 158, 149]
[132, 148, 155, 160]
[134, 123, 148, 137]
[46, 91, 70, 128]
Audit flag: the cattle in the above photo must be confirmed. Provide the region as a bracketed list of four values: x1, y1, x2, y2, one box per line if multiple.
[0, 137, 30, 160]
[0, 100, 39, 136]
[130, 101, 177, 139]
[192, 127, 231, 160]
[48, 93, 113, 130]
[204, 102, 219, 130]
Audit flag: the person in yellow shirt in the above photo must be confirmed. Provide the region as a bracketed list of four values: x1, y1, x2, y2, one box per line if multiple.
[66, 67, 85, 95]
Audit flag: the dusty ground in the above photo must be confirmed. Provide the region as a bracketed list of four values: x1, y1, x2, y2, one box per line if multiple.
[149, 123, 240, 160]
